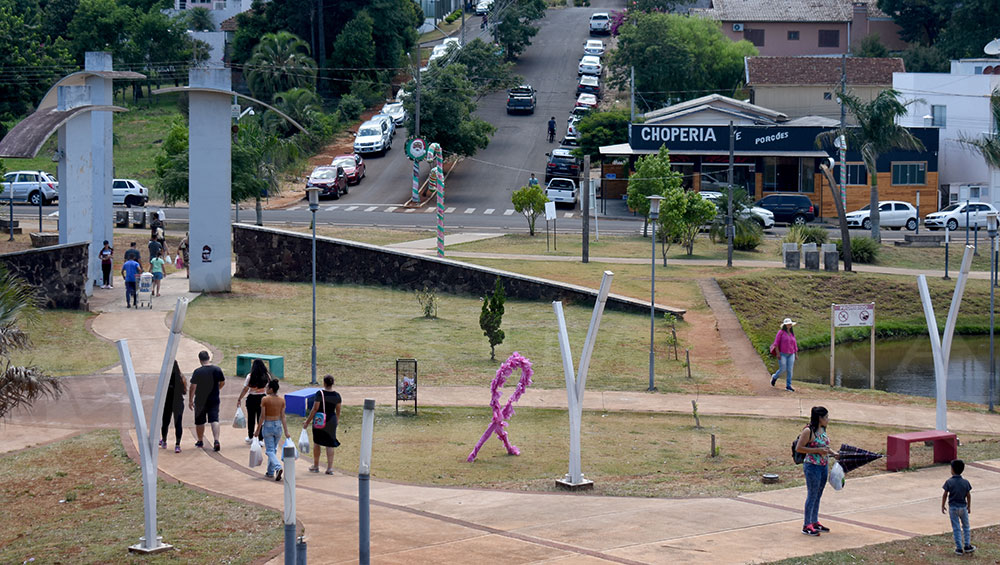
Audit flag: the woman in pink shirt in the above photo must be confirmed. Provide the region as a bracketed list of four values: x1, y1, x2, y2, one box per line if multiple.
[770, 317, 798, 391]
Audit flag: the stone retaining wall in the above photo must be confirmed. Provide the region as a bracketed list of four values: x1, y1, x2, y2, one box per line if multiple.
[0, 241, 89, 309]
[233, 224, 684, 318]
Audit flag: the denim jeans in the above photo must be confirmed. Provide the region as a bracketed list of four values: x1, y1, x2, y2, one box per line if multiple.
[949, 505, 970, 550]
[261, 420, 283, 476]
[803, 461, 827, 526]
[772, 353, 795, 388]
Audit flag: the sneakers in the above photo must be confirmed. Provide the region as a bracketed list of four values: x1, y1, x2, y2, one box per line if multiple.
[159, 439, 166, 449]
[801, 525, 820, 536]
[275, 468, 283, 482]
[964, 545, 976, 553]
[213, 440, 221, 452]
[175, 445, 181, 453]
[308, 466, 320, 473]
[126, 303, 131, 309]
[770, 376, 777, 387]
[786, 386, 795, 392]
[955, 548, 964, 555]
[195, 441, 204, 448]
[244, 437, 252, 445]
[812, 522, 830, 532]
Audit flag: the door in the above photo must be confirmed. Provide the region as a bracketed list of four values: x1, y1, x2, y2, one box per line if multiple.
[113, 180, 128, 204]
[893, 202, 911, 225]
[0, 173, 13, 200]
[878, 202, 896, 226]
[14, 173, 37, 201]
[974, 204, 992, 227]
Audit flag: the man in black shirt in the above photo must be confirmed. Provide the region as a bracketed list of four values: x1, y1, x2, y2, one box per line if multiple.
[189, 350, 226, 451]
[124, 241, 141, 263]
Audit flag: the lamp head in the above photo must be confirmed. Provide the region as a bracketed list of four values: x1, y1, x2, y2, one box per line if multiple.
[305, 186, 320, 209]
[647, 195, 664, 219]
[988, 211, 998, 236]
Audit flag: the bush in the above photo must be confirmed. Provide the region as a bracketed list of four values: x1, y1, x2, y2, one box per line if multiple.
[444, 9, 462, 23]
[336, 94, 364, 121]
[788, 225, 827, 245]
[733, 221, 764, 251]
[836, 236, 880, 263]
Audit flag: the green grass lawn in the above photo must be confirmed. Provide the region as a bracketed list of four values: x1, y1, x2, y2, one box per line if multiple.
[768, 525, 1000, 564]
[0, 430, 282, 563]
[11, 309, 118, 376]
[297, 406, 1000, 499]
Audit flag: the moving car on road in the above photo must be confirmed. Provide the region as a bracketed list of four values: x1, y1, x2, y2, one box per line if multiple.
[845, 201, 918, 231]
[306, 166, 348, 199]
[330, 154, 366, 185]
[700, 191, 774, 229]
[545, 148, 582, 183]
[353, 119, 391, 155]
[754, 194, 816, 225]
[589, 12, 610, 35]
[925, 201, 998, 231]
[1, 170, 58, 205]
[546, 178, 578, 208]
[506, 85, 536, 114]
[112, 179, 149, 207]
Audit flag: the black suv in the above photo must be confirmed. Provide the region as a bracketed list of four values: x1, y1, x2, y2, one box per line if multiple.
[506, 85, 536, 114]
[754, 194, 816, 224]
[545, 148, 582, 182]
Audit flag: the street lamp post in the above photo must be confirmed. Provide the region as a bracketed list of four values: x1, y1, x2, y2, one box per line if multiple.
[989, 212, 997, 412]
[647, 195, 664, 392]
[306, 185, 320, 385]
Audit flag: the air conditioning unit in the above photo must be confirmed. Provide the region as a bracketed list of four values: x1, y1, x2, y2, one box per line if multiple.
[733, 23, 744, 32]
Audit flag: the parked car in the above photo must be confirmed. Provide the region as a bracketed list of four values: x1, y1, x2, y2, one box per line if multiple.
[506, 85, 536, 114]
[575, 93, 598, 109]
[330, 154, 366, 185]
[589, 12, 610, 35]
[578, 55, 602, 76]
[583, 39, 605, 56]
[353, 119, 391, 155]
[844, 201, 919, 231]
[577, 75, 600, 98]
[306, 166, 348, 199]
[475, 0, 493, 14]
[112, 179, 149, 207]
[561, 132, 580, 146]
[0, 170, 58, 205]
[567, 115, 582, 137]
[753, 194, 816, 225]
[371, 113, 396, 137]
[545, 148, 582, 183]
[569, 106, 592, 119]
[380, 101, 406, 125]
[700, 191, 774, 229]
[925, 201, 999, 231]
[546, 178, 578, 208]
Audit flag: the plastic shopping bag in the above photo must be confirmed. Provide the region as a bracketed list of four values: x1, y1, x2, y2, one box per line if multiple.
[233, 406, 247, 429]
[249, 438, 263, 468]
[164, 254, 172, 265]
[298, 429, 311, 455]
[284, 437, 299, 460]
[828, 462, 845, 491]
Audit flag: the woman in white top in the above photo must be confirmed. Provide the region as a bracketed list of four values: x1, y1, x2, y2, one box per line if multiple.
[236, 359, 270, 443]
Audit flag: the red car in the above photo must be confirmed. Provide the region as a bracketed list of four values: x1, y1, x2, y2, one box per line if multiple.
[331, 154, 366, 185]
[306, 166, 348, 199]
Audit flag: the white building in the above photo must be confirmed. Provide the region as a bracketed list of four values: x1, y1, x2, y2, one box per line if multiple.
[893, 59, 1000, 209]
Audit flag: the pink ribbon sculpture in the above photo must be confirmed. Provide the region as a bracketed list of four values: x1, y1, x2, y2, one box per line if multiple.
[466, 352, 534, 462]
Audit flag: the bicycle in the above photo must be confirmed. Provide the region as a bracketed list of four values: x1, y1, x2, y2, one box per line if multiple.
[547, 128, 555, 143]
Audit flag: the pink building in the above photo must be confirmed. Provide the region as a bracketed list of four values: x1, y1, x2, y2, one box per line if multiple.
[693, 0, 907, 57]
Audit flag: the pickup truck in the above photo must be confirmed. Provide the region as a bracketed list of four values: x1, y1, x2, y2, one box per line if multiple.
[506, 85, 536, 114]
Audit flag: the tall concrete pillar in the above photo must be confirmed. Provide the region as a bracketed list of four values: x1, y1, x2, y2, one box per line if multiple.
[85, 52, 115, 290]
[187, 68, 232, 292]
[57, 85, 96, 295]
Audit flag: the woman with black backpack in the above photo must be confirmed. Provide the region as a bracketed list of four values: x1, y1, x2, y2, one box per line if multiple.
[795, 406, 838, 537]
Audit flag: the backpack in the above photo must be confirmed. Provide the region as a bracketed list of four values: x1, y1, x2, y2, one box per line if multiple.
[792, 427, 811, 465]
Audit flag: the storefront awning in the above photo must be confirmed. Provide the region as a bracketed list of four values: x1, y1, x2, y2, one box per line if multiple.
[599, 142, 829, 158]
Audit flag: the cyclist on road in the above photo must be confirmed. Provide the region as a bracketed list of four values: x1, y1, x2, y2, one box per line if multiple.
[547, 116, 556, 143]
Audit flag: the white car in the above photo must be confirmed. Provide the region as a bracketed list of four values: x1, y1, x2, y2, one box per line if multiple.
[475, 0, 493, 14]
[0, 170, 59, 205]
[112, 179, 150, 207]
[589, 12, 610, 35]
[380, 101, 406, 125]
[545, 178, 578, 208]
[583, 39, 605, 56]
[567, 115, 582, 136]
[700, 191, 774, 229]
[925, 201, 998, 231]
[844, 201, 919, 231]
[353, 119, 392, 155]
[578, 55, 602, 76]
[371, 113, 396, 137]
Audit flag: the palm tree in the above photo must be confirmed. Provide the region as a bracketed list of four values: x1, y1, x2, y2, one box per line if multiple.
[184, 7, 215, 32]
[245, 32, 318, 103]
[233, 117, 300, 225]
[0, 268, 60, 419]
[824, 89, 924, 242]
[267, 88, 323, 136]
[959, 88, 1000, 169]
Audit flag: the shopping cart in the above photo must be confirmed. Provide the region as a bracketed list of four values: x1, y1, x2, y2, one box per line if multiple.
[137, 272, 154, 309]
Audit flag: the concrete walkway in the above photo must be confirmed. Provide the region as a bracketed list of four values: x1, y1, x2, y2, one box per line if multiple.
[388, 232, 506, 250]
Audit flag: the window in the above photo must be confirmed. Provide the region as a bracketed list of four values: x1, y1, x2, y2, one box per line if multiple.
[823, 92, 833, 100]
[744, 28, 765, 47]
[763, 157, 815, 192]
[788, 30, 799, 40]
[818, 30, 840, 48]
[931, 104, 947, 127]
[970, 186, 981, 200]
[891, 162, 927, 185]
[893, 203, 910, 211]
[835, 163, 868, 185]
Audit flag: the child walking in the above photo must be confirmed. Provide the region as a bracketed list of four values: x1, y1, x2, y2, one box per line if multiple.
[149, 251, 165, 297]
[941, 459, 974, 555]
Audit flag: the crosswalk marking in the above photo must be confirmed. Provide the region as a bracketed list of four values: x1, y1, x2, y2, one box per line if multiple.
[484, 208, 495, 215]
[464, 208, 475, 214]
[445, 207, 456, 214]
[504, 209, 515, 216]
[324, 206, 339, 212]
[403, 207, 416, 213]
[287, 205, 302, 211]
[425, 207, 437, 213]
[383, 206, 397, 213]
[364, 206, 378, 212]
[344, 206, 358, 212]
[563, 212, 574, 218]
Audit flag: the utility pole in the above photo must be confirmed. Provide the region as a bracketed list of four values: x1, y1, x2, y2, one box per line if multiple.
[461, 0, 466, 46]
[317, 0, 326, 73]
[630, 66, 635, 122]
[727, 121, 734, 267]
[839, 54, 847, 213]
[414, 51, 421, 138]
[582, 155, 590, 263]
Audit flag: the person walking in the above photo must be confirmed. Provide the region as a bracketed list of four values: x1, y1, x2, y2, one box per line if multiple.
[159, 361, 187, 453]
[770, 317, 799, 391]
[125, 241, 141, 263]
[528, 173, 539, 188]
[237, 359, 270, 444]
[121, 254, 141, 308]
[149, 251, 165, 297]
[99, 240, 114, 289]
[254, 379, 290, 481]
[189, 350, 225, 451]
[177, 232, 190, 279]
[303, 374, 342, 475]
[942, 459, 975, 555]
[147, 236, 162, 270]
[796, 406, 837, 537]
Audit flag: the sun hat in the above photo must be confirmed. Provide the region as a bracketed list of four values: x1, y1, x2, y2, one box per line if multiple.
[781, 318, 797, 327]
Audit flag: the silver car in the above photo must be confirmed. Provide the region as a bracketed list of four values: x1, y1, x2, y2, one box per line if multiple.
[1, 170, 58, 205]
[380, 101, 406, 125]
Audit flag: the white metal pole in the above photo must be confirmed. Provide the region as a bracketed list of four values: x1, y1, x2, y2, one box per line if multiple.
[575, 271, 613, 399]
[553, 302, 581, 484]
[149, 299, 188, 462]
[941, 246, 975, 362]
[917, 276, 949, 431]
[283, 441, 297, 565]
[359, 398, 376, 565]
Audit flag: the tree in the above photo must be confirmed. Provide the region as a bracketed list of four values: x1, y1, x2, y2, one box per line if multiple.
[40, 0, 81, 41]
[630, 0, 694, 11]
[330, 9, 376, 90]
[0, 0, 74, 122]
[232, 116, 300, 225]
[492, 0, 546, 61]
[184, 6, 214, 31]
[267, 87, 324, 135]
[901, 44, 949, 73]
[854, 33, 888, 58]
[451, 38, 521, 99]
[821, 89, 924, 242]
[935, 1, 1000, 59]
[245, 31, 317, 102]
[511, 184, 548, 236]
[154, 120, 189, 205]
[66, 0, 135, 63]
[609, 13, 757, 109]
[573, 109, 630, 161]
[876, 0, 952, 45]
[0, 266, 62, 419]
[402, 64, 495, 157]
[653, 182, 685, 265]
[479, 277, 506, 361]
[675, 190, 716, 256]
[627, 146, 680, 236]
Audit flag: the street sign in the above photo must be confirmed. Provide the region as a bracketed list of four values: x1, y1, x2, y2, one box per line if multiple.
[231, 104, 240, 119]
[832, 303, 874, 327]
[405, 138, 427, 161]
[544, 201, 556, 221]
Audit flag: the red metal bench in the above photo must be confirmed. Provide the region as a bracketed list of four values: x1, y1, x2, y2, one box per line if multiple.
[886, 430, 958, 472]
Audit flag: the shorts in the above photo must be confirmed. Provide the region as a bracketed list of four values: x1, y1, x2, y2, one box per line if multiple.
[194, 402, 220, 425]
[152, 272, 163, 280]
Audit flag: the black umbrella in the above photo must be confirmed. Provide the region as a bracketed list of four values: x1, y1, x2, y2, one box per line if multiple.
[838, 443, 883, 473]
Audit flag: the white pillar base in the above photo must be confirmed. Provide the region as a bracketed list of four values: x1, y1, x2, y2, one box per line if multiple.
[555, 475, 594, 491]
[128, 538, 172, 555]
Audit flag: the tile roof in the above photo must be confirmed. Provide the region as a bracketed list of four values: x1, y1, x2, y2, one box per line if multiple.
[746, 56, 904, 86]
[219, 13, 240, 32]
[694, 0, 888, 23]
